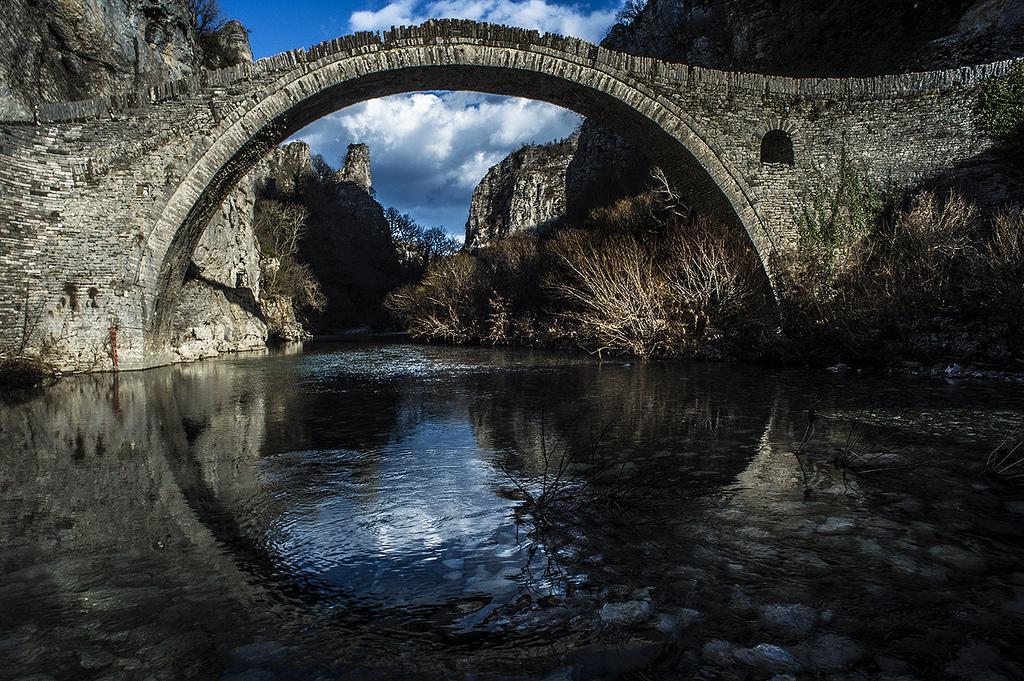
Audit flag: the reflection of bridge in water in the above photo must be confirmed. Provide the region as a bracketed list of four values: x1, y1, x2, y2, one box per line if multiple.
[4, 346, 1013, 677]
[0, 349, 798, 673]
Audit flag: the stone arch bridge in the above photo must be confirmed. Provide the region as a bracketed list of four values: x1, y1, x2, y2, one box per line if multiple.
[0, 19, 1017, 371]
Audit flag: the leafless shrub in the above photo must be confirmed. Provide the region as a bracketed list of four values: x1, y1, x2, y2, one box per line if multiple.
[586, 191, 662, 235]
[776, 189, 984, 361]
[615, 0, 646, 25]
[494, 411, 646, 533]
[255, 199, 307, 259]
[985, 426, 1024, 482]
[254, 199, 325, 312]
[546, 214, 767, 358]
[187, 0, 226, 34]
[662, 217, 766, 341]
[868, 192, 977, 313]
[980, 208, 1024, 341]
[546, 227, 670, 358]
[649, 166, 691, 221]
[384, 253, 484, 342]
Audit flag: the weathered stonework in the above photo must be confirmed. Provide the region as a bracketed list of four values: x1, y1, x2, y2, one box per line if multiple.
[0, 19, 1017, 371]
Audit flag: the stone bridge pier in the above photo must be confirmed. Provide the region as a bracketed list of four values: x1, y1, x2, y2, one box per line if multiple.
[0, 19, 1016, 371]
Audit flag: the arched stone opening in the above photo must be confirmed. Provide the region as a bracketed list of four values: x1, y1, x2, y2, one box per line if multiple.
[143, 48, 775, 357]
[760, 130, 795, 166]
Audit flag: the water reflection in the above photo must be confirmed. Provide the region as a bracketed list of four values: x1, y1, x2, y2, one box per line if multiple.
[1, 343, 1023, 680]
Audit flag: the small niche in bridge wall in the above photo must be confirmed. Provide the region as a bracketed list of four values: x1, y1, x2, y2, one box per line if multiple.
[760, 130, 795, 166]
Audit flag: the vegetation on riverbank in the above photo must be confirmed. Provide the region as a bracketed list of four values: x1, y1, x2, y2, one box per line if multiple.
[387, 164, 1024, 369]
[386, 185, 774, 359]
[0, 356, 59, 398]
[776, 158, 1024, 368]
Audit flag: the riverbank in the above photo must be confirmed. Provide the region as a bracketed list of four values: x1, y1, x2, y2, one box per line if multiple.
[0, 356, 60, 398]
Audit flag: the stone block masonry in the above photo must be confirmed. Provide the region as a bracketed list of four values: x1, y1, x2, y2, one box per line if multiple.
[0, 19, 1016, 371]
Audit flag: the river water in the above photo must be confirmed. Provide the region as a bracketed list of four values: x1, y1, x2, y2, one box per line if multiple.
[1, 342, 1023, 680]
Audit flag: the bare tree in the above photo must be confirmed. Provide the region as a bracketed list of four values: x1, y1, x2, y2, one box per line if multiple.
[188, 0, 226, 34]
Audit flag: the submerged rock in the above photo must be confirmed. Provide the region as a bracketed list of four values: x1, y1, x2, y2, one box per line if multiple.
[928, 545, 987, 572]
[797, 634, 864, 671]
[734, 644, 801, 673]
[701, 640, 736, 667]
[816, 517, 857, 534]
[758, 603, 819, 639]
[655, 608, 702, 634]
[599, 599, 652, 626]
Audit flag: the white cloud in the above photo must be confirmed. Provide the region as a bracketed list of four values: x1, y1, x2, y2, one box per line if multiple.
[292, 92, 581, 234]
[349, 0, 621, 43]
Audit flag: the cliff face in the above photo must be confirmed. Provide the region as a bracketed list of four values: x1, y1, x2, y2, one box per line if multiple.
[170, 173, 269, 363]
[604, 0, 1024, 76]
[0, 0, 196, 117]
[475, 0, 1024, 233]
[301, 150, 402, 333]
[259, 142, 403, 334]
[0, 0, 253, 118]
[465, 137, 577, 248]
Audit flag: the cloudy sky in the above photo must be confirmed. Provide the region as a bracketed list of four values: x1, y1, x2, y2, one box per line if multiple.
[221, 0, 625, 236]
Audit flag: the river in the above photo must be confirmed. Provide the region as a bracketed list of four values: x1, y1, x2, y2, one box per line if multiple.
[1, 342, 1023, 680]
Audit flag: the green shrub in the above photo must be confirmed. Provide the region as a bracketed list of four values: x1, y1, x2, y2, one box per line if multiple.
[980, 63, 1024, 155]
[794, 152, 888, 278]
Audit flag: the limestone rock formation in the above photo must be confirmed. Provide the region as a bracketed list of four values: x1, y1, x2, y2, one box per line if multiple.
[603, 0, 1024, 76]
[465, 137, 577, 248]
[0, 0, 197, 117]
[170, 172, 268, 361]
[169, 280, 268, 364]
[191, 175, 262, 299]
[0, 0, 253, 118]
[202, 20, 253, 69]
[257, 141, 403, 333]
[301, 158, 402, 333]
[335, 143, 373, 192]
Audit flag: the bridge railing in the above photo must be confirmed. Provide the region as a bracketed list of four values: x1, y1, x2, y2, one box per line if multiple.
[6, 19, 1022, 125]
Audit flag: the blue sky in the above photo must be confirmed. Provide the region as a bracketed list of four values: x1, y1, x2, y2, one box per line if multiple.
[220, 0, 625, 237]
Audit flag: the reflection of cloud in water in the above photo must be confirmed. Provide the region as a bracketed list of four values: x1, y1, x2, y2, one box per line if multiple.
[264, 416, 531, 607]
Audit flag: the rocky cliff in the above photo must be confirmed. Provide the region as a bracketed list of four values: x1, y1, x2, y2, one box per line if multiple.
[0, 0, 251, 119]
[0, 0, 195, 117]
[257, 142, 403, 334]
[465, 137, 577, 249]
[473, 0, 1024, 234]
[605, 0, 1024, 76]
[169, 171, 269, 363]
[300, 146, 403, 332]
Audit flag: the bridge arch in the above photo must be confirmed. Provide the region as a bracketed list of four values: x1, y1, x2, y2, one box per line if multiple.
[142, 22, 774, 352]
